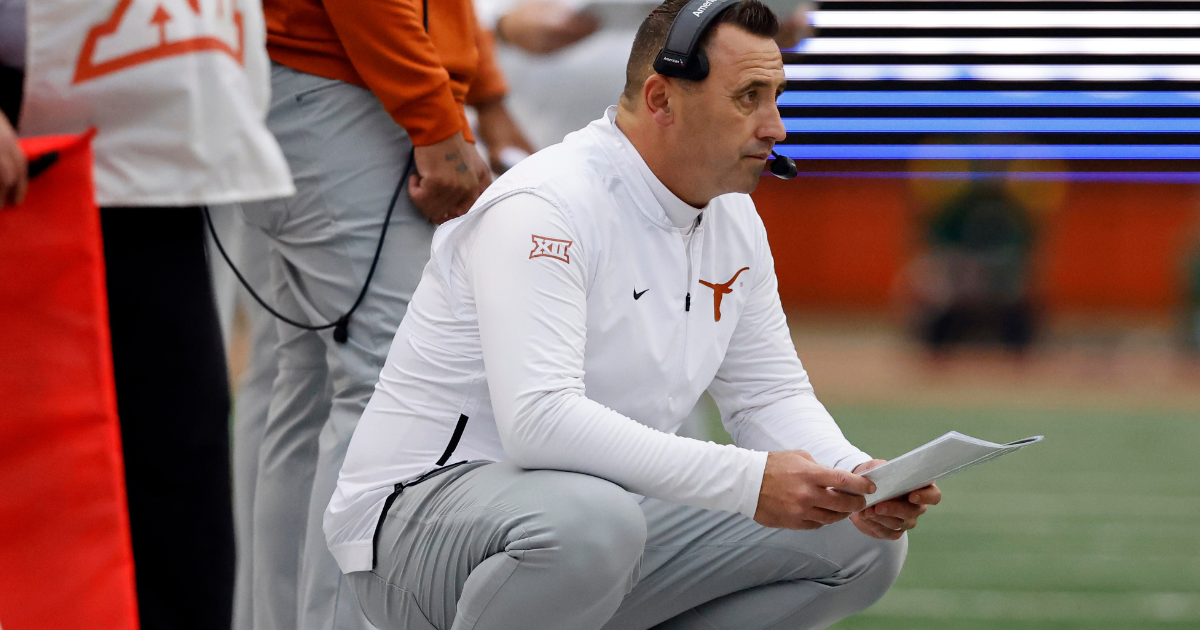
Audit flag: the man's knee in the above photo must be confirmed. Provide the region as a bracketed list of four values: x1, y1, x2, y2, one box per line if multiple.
[844, 532, 907, 607]
[516, 469, 647, 591]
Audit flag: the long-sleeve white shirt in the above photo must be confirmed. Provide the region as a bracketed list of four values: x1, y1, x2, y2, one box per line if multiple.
[325, 108, 871, 574]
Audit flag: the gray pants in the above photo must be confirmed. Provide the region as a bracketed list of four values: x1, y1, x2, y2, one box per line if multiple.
[231, 269, 278, 630]
[205, 203, 280, 630]
[356, 462, 907, 630]
[240, 62, 435, 630]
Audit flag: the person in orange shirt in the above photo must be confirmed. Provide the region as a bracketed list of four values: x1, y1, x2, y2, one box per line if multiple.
[264, 0, 509, 217]
[233, 3, 529, 630]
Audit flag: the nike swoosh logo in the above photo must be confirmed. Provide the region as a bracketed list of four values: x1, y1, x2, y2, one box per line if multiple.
[633, 288, 649, 300]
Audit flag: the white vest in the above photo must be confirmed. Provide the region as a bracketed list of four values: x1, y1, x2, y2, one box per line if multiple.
[22, 0, 292, 205]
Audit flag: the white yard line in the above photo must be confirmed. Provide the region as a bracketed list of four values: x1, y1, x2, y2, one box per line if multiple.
[864, 588, 1200, 622]
[928, 492, 1200, 518]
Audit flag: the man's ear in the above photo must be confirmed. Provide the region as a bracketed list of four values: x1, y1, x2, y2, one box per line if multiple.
[642, 75, 675, 129]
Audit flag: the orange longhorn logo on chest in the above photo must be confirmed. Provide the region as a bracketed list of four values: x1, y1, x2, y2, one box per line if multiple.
[698, 267, 749, 322]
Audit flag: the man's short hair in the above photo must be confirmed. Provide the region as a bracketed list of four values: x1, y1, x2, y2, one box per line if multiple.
[621, 0, 780, 106]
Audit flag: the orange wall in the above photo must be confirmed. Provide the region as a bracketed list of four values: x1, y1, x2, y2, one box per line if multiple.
[1039, 182, 1199, 312]
[754, 175, 909, 309]
[751, 175, 1200, 313]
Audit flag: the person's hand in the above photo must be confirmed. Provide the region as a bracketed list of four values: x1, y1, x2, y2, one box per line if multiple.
[0, 113, 28, 208]
[410, 131, 485, 225]
[474, 98, 535, 174]
[775, 3, 815, 50]
[754, 450, 875, 530]
[849, 459, 942, 540]
[463, 141, 493, 201]
[496, 1, 599, 55]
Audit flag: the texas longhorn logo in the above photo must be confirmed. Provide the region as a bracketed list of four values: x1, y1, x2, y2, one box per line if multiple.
[74, 0, 244, 84]
[699, 267, 749, 322]
[529, 235, 573, 264]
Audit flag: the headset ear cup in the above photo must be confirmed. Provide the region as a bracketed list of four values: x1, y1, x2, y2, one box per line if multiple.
[692, 50, 710, 81]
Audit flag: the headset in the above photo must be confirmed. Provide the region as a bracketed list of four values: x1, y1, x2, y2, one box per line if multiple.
[652, 0, 798, 180]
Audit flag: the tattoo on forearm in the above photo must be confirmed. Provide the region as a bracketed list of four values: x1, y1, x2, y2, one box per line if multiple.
[445, 150, 470, 173]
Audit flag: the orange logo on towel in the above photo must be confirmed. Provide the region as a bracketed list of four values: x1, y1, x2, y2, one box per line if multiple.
[698, 267, 749, 322]
[529, 235, 572, 264]
[74, 0, 244, 84]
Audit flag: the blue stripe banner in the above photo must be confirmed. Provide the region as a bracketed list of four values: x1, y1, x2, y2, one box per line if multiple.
[774, 145, 1200, 160]
[777, 92, 1200, 107]
[776, 2, 1200, 176]
[782, 118, 1200, 133]
[770, 171, 1200, 184]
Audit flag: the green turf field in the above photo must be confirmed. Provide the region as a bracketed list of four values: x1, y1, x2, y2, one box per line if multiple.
[695, 400, 1200, 628]
[823, 404, 1200, 630]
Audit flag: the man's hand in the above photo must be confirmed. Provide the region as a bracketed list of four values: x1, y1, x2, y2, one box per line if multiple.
[410, 131, 489, 225]
[497, 1, 599, 55]
[0, 113, 28, 208]
[849, 459, 942, 540]
[464, 141, 493, 201]
[474, 98, 535, 174]
[754, 450, 875, 530]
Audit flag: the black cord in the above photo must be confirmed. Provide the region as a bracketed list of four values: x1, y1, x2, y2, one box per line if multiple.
[206, 2, 428, 344]
[203, 147, 416, 343]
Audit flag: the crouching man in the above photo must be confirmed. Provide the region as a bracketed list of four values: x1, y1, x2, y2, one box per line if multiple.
[324, 1, 940, 628]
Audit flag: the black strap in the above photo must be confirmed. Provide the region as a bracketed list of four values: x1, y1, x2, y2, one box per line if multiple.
[653, 0, 740, 80]
[371, 482, 405, 569]
[437, 414, 470, 466]
[661, 0, 739, 59]
[370, 459, 472, 568]
[372, 410, 471, 567]
[27, 152, 59, 180]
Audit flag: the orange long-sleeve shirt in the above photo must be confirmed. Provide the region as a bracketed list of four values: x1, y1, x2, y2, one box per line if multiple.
[264, 0, 507, 146]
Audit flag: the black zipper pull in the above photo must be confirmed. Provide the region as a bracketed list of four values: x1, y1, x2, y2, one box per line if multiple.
[685, 293, 691, 312]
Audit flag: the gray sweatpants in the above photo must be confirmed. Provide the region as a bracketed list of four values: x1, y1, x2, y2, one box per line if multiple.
[355, 461, 907, 630]
[205, 204, 280, 630]
[240, 62, 435, 630]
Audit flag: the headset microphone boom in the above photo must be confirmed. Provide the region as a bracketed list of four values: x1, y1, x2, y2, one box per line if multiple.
[768, 149, 797, 180]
